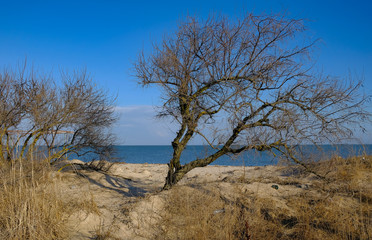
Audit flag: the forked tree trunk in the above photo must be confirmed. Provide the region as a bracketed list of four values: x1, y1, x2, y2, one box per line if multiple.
[163, 149, 188, 189]
[163, 166, 185, 190]
[164, 163, 198, 190]
[164, 133, 190, 189]
[163, 153, 223, 190]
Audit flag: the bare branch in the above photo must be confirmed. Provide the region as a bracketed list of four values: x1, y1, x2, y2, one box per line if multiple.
[134, 13, 371, 189]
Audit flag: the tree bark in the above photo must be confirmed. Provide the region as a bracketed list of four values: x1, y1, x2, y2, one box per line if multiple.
[163, 149, 226, 189]
[163, 167, 185, 190]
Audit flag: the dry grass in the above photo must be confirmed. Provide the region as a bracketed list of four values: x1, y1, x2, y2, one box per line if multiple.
[156, 155, 372, 240]
[154, 185, 250, 240]
[93, 219, 121, 240]
[0, 158, 74, 239]
[2, 155, 369, 239]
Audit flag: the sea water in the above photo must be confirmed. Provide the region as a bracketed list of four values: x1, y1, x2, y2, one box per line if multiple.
[86, 144, 372, 166]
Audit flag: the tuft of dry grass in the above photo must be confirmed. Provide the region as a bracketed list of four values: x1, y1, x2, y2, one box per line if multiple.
[93, 219, 121, 240]
[155, 155, 372, 240]
[240, 156, 372, 239]
[0, 159, 71, 239]
[155, 186, 250, 240]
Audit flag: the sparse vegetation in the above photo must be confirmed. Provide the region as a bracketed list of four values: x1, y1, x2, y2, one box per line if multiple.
[0, 64, 116, 239]
[1, 13, 370, 240]
[154, 155, 371, 239]
[1, 150, 369, 239]
[155, 186, 250, 240]
[93, 219, 121, 240]
[0, 65, 116, 166]
[0, 158, 70, 239]
[135, 12, 370, 189]
[0, 155, 111, 239]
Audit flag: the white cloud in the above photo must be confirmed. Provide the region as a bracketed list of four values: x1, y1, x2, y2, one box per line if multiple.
[113, 105, 176, 145]
[114, 105, 155, 114]
[112, 105, 372, 145]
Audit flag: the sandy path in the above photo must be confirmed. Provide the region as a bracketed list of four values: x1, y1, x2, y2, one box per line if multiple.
[55, 160, 313, 239]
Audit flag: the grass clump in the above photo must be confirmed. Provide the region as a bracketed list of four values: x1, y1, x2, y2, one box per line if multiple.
[156, 155, 372, 240]
[0, 159, 71, 239]
[155, 185, 250, 240]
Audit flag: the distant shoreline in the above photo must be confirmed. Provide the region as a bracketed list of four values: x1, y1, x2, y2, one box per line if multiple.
[87, 144, 372, 166]
[115, 143, 372, 146]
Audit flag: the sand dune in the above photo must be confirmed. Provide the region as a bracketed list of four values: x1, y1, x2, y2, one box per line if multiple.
[54, 157, 371, 239]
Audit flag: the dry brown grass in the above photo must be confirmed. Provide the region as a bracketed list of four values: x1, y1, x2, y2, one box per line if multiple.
[2, 155, 369, 239]
[156, 155, 372, 240]
[93, 219, 121, 240]
[154, 185, 250, 240]
[0, 159, 72, 239]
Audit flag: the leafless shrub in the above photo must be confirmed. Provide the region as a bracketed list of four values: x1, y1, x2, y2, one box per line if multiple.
[134, 13, 371, 189]
[0, 64, 116, 165]
[155, 156, 371, 239]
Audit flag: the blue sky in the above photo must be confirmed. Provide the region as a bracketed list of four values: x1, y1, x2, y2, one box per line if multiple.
[1, 0, 371, 144]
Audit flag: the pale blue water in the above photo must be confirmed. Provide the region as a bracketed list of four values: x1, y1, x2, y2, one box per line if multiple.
[76, 144, 372, 166]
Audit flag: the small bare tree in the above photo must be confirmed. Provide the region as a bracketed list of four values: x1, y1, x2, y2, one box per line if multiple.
[0, 65, 116, 165]
[135, 13, 370, 189]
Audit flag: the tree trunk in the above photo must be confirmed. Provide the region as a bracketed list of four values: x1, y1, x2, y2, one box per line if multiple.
[163, 149, 227, 190]
[163, 166, 188, 190]
[163, 152, 185, 189]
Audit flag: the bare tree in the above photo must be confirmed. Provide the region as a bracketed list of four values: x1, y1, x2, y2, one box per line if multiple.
[135, 13, 371, 189]
[0, 65, 116, 165]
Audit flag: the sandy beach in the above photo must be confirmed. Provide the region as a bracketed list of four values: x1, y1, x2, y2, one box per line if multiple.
[49, 157, 372, 240]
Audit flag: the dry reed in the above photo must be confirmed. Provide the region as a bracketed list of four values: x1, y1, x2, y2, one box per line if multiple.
[0, 159, 70, 239]
[155, 155, 371, 240]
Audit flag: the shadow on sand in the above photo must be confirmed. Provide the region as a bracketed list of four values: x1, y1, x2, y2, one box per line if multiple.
[76, 171, 151, 197]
